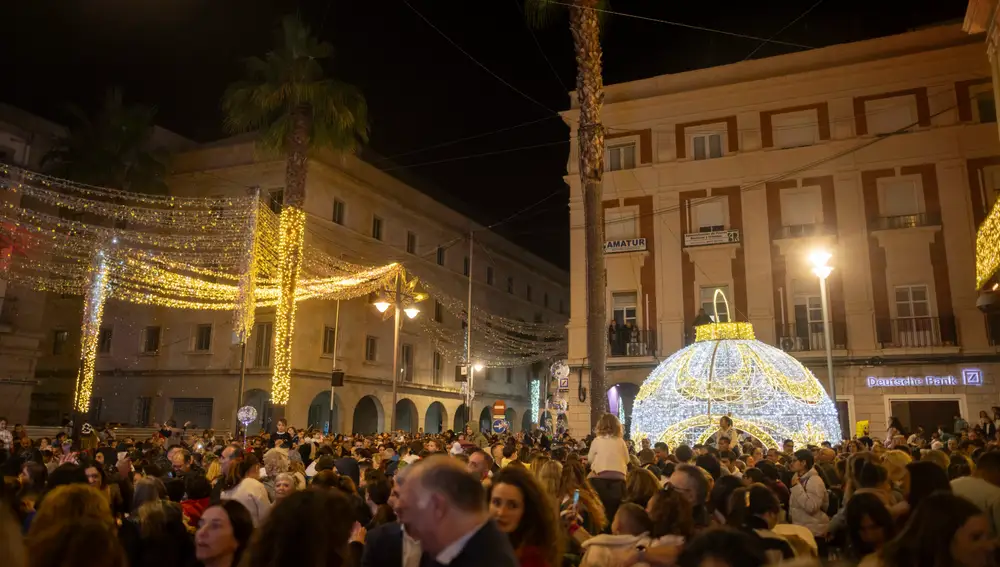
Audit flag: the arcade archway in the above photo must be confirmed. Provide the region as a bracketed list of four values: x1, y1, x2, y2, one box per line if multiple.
[242, 389, 272, 436]
[352, 395, 384, 434]
[395, 398, 418, 432]
[424, 401, 447, 434]
[307, 391, 340, 434]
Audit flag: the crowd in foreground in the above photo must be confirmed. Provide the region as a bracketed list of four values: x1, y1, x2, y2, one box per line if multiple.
[1, 411, 1000, 567]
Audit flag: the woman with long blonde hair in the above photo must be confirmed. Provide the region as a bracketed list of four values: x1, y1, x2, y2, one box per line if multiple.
[587, 413, 629, 522]
[534, 459, 563, 498]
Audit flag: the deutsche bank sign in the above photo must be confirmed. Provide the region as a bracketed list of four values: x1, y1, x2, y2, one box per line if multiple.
[866, 368, 983, 388]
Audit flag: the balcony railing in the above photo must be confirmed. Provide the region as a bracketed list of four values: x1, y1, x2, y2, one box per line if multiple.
[877, 316, 957, 348]
[777, 322, 847, 352]
[609, 329, 656, 357]
[773, 224, 836, 240]
[870, 212, 941, 231]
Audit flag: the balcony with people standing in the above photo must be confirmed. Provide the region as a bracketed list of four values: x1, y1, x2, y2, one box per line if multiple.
[607, 319, 656, 358]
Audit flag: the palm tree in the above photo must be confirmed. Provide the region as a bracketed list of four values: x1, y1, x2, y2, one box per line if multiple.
[526, 0, 608, 427]
[43, 87, 169, 194]
[222, 14, 369, 406]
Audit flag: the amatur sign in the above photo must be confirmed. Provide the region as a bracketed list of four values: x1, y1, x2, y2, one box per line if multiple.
[604, 238, 647, 254]
[866, 368, 983, 388]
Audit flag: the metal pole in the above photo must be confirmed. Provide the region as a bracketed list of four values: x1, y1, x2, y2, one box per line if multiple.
[330, 299, 340, 434]
[819, 276, 836, 405]
[466, 231, 474, 428]
[390, 273, 402, 432]
[235, 340, 248, 437]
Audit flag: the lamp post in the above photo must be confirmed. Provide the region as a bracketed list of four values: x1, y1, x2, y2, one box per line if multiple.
[374, 272, 422, 432]
[809, 250, 837, 420]
[467, 362, 484, 427]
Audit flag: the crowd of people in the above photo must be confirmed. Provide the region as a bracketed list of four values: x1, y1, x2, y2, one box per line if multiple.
[1, 411, 999, 567]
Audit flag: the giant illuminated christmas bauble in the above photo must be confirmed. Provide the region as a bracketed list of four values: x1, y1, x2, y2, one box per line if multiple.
[631, 322, 841, 450]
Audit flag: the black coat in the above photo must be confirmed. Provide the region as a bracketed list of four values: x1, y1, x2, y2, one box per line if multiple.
[361, 522, 403, 567]
[418, 520, 516, 567]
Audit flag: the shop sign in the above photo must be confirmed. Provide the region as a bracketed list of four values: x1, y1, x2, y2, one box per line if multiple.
[684, 229, 740, 248]
[866, 368, 983, 388]
[604, 238, 647, 254]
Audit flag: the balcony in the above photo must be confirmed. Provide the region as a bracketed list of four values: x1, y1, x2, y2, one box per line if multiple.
[870, 212, 941, 231]
[877, 316, 957, 348]
[683, 229, 740, 248]
[777, 322, 847, 352]
[609, 329, 656, 358]
[773, 224, 836, 240]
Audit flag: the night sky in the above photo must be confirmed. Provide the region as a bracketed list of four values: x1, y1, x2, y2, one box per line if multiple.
[3, 0, 967, 268]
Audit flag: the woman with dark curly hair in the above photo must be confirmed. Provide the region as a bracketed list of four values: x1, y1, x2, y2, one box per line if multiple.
[240, 489, 357, 567]
[489, 466, 564, 567]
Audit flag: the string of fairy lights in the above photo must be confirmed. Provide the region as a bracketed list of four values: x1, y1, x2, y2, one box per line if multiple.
[0, 164, 566, 412]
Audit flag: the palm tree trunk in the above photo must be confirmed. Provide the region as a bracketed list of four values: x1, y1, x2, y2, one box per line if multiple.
[272, 106, 310, 406]
[569, 0, 608, 428]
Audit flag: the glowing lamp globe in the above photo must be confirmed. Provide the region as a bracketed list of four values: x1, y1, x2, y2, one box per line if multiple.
[630, 321, 841, 450]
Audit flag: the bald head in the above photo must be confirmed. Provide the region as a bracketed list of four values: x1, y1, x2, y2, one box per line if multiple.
[410, 454, 486, 513]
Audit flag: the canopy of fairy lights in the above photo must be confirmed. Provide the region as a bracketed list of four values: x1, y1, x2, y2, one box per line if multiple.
[631, 317, 841, 450]
[0, 165, 567, 412]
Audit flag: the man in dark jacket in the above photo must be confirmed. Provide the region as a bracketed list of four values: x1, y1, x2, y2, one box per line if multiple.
[395, 455, 515, 567]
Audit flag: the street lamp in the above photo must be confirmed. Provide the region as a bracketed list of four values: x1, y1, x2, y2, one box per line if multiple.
[809, 250, 836, 420]
[466, 361, 485, 427]
[372, 272, 424, 431]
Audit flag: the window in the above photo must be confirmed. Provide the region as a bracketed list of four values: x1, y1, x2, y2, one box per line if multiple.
[371, 216, 383, 240]
[485, 367, 493, 381]
[322, 326, 337, 355]
[253, 323, 273, 367]
[194, 324, 212, 352]
[771, 110, 818, 148]
[268, 189, 284, 214]
[700, 286, 730, 322]
[526, 285, 533, 302]
[98, 327, 113, 354]
[692, 198, 725, 232]
[463, 256, 470, 277]
[544, 292, 549, 309]
[559, 299, 565, 315]
[401, 344, 413, 382]
[436, 247, 445, 266]
[506, 368, 513, 384]
[53, 330, 69, 355]
[534, 312, 544, 324]
[365, 335, 379, 362]
[981, 165, 1000, 209]
[507, 276, 514, 294]
[865, 97, 916, 135]
[433, 352, 444, 385]
[792, 295, 825, 349]
[781, 187, 823, 227]
[406, 231, 417, 254]
[692, 133, 723, 160]
[333, 199, 346, 225]
[486, 266, 494, 285]
[142, 326, 162, 354]
[612, 292, 638, 327]
[605, 209, 638, 241]
[975, 91, 997, 123]
[881, 178, 922, 217]
[434, 301, 443, 323]
[606, 143, 636, 171]
[895, 285, 931, 319]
